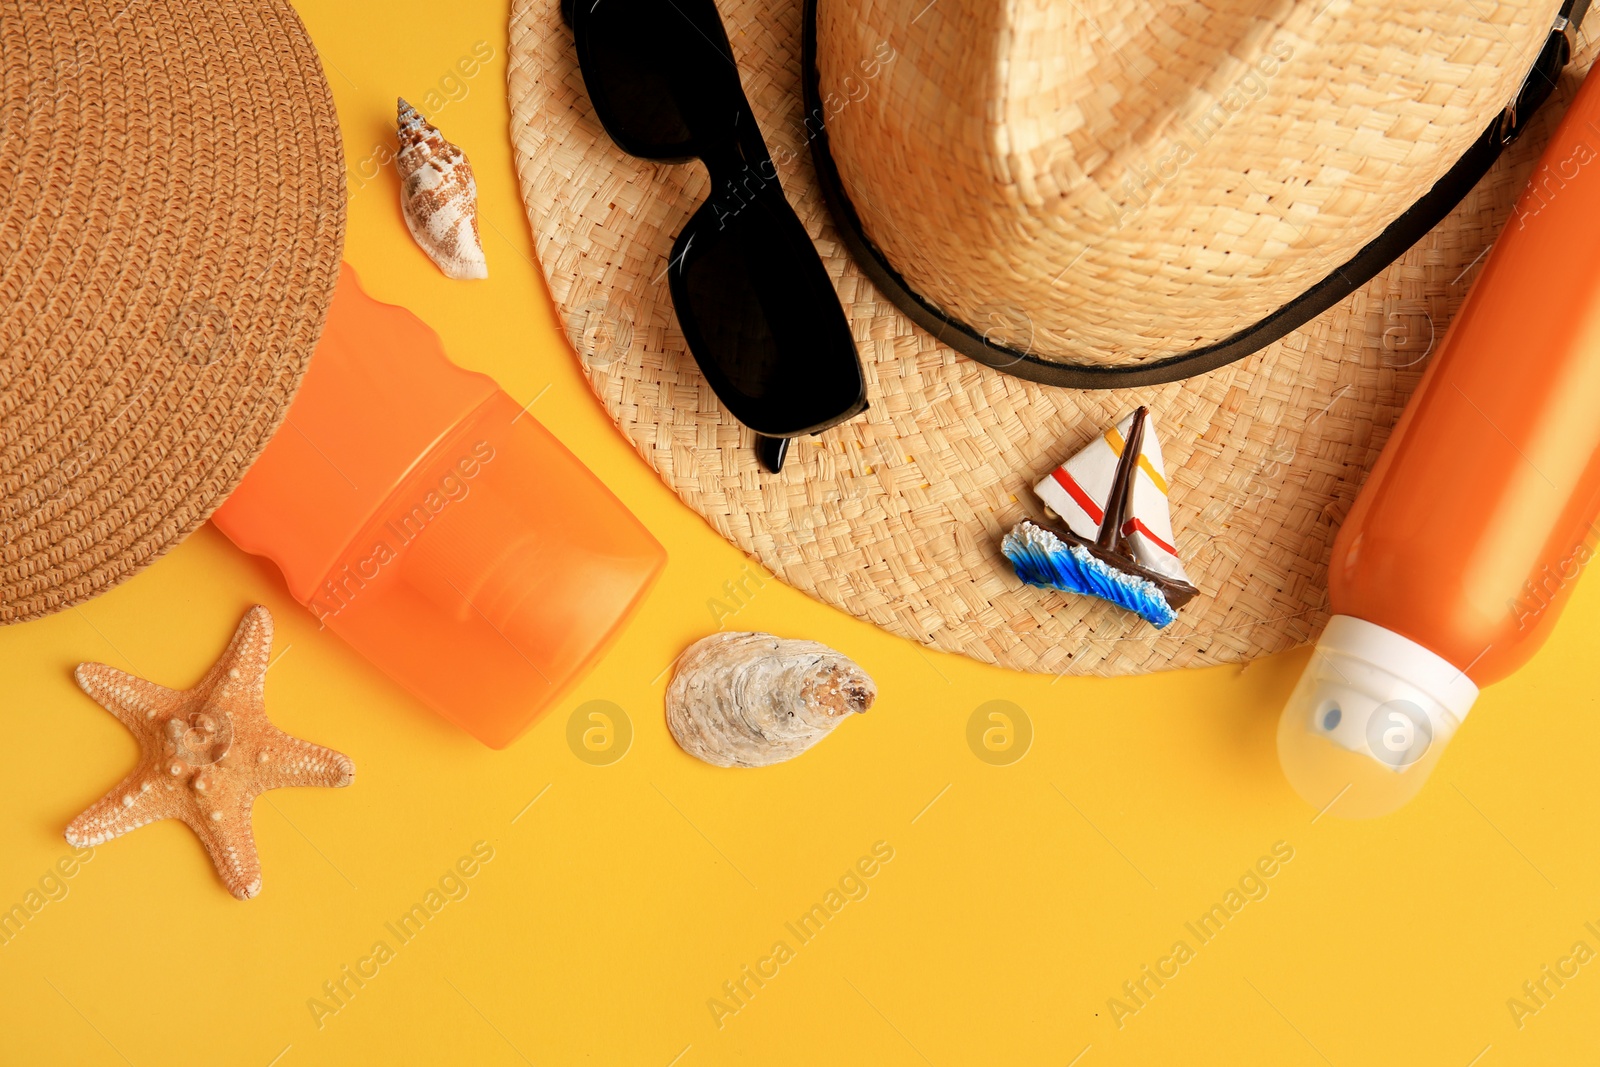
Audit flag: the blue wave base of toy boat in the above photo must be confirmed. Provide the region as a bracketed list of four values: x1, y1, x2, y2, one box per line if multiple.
[1001, 522, 1178, 629]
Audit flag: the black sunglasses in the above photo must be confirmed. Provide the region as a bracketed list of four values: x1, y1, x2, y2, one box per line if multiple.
[562, 0, 867, 473]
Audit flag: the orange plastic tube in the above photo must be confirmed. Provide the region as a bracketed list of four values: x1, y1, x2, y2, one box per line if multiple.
[213, 265, 665, 748]
[1279, 66, 1600, 816]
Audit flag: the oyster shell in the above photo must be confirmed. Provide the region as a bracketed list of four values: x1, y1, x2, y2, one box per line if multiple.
[666, 632, 875, 767]
[397, 98, 488, 280]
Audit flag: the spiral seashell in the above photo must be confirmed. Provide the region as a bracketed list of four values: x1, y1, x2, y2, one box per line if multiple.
[396, 98, 488, 280]
[666, 632, 875, 767]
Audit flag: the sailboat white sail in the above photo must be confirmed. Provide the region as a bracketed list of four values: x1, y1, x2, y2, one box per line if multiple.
[1032, 410, 1191, 586]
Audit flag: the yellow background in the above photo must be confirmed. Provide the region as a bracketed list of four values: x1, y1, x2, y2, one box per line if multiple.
[4, 3, 1600, 1063]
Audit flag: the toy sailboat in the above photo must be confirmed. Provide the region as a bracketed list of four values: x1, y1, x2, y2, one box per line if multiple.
[1002, 407, 1197, 627]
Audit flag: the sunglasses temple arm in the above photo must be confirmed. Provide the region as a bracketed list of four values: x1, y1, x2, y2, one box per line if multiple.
[757, 435, 790, 473]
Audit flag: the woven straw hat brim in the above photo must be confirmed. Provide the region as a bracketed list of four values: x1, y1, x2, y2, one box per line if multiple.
[508, 0, 1596, 675]
[0, 0, 346, 624]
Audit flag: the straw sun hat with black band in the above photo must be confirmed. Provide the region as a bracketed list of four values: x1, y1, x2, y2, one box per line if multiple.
[512, 0, 1590, 677]
[0, 0, 346, 624]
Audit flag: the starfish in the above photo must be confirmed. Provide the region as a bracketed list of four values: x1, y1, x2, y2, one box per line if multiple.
[65, 605, 354, 900]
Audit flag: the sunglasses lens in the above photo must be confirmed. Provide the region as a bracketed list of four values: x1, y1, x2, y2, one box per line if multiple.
[576, 0, 731, 158]
[671, 196, 866, 437]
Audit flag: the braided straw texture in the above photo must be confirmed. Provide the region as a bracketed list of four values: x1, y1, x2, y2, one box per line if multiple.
[819, 0, 1554, 366]
[508, 0, 1596, 675]
[0, 0, 346, 624]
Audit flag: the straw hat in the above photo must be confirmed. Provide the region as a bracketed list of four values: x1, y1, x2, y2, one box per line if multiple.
[812, 0, 1573, 383]
[508, 0, 1592, 674]
[0, 0, 345, 624]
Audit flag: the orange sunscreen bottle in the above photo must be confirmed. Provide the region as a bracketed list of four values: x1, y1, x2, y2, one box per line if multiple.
[213, 265, 665, 748]
[1278, 68, 1600, 817]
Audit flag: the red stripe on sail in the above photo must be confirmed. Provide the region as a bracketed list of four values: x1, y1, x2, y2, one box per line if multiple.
[1123, 517, 1178, 558]
[1051, 468, 1103, 524]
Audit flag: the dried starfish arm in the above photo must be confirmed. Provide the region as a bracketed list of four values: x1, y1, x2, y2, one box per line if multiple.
[64, 765, 172, 847]
[72, 665, 186, 746]
[190, 605, 273, 702]
[253, 730, 356, 790]
[187, 796, 265, 901]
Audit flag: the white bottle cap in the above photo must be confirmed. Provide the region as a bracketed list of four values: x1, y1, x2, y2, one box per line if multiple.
[1277, 615, 1479, 818]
